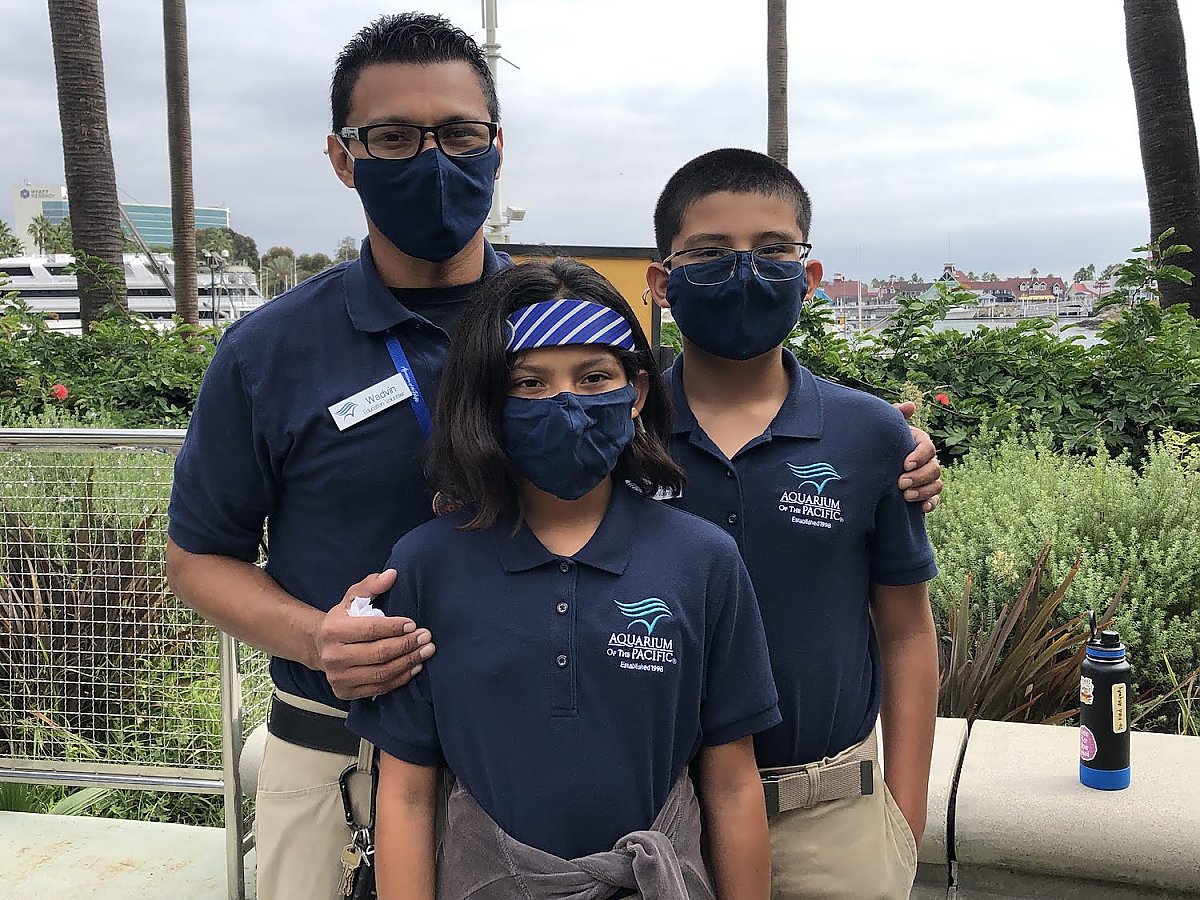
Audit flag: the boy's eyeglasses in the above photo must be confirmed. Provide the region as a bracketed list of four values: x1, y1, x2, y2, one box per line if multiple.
[337, 121, 498, 160]
[662, 243, 813, 286]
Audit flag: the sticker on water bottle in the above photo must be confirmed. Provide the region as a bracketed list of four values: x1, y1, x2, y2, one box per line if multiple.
[1112, 683, 1128, 734]
[1079, 675, 1094, 706]
[1080, 725, 1098, 761]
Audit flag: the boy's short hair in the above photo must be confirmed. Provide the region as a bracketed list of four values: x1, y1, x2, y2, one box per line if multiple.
[653, 148, 812, 259]
[331, 13, 500, 131]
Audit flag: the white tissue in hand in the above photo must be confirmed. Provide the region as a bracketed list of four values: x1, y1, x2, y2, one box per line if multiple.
[348, 596, 385, 618]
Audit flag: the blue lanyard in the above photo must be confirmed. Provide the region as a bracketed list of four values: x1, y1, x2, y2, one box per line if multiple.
[384, 332, 432, 440]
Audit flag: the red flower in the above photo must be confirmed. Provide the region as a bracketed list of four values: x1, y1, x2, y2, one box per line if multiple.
[50, 383, 69, 401]
[935, 392, 950, 406]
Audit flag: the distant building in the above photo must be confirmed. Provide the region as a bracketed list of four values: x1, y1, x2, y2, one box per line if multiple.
[12, 183, 230, 253]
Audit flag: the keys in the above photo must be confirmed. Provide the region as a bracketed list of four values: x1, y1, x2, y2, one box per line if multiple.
[338, 841, 363, 898]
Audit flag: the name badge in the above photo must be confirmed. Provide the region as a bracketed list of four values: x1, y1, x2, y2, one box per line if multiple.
[328, 373, 413, 431]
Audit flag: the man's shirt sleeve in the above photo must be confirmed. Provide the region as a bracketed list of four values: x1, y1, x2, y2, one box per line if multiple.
[700, 543, 782, 747]
[346, 544, 443, 766]
[167, 334, 277, 561]
[869, 409, 939, 586]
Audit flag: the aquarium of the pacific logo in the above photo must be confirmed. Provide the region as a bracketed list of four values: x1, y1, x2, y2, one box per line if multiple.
[778, 461, 845, 529]
[607, 598, 677, 671]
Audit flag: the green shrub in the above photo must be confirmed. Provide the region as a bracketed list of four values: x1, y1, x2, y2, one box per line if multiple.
[928, 431, 1200, 724]
[0, 289, 217, 428]
[791, 234, 1200, 462]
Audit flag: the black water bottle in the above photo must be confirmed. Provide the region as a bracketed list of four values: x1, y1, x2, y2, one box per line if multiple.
[1079, 612, 1131, 790]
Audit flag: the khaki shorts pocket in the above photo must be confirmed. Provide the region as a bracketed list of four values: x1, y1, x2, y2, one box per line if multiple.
[881, 780, 918, 872]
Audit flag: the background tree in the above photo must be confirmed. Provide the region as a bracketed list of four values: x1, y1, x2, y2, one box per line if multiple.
[979, 271, 999, 281]
[1073, 263, 1097, 283]
[911, 272, 921, 282]
[46, 0, 127, 327]
[296, 252, 334, 282]
[0, 220, 24, 257]
[197, 227, 233, 256]
[1101, 262, 1122, 280]
[46, 218, 72, 254]
[261, 246, 296, 295]
[766, 0, 788, 166]
[335, 236, 360, 263]
[163, 0, 198, 325]
[1125, 0, 1200, 316]
[26, 215, 53, 255]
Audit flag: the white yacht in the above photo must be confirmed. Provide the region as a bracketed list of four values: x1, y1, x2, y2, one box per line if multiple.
[0, 252, 267, 331]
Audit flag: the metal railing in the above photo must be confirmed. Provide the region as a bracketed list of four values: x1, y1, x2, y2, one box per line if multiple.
[0, 428, 270, 900]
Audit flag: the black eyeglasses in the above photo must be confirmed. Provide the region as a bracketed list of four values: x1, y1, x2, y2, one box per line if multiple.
[337, 121, 498, 160]
[662, 243, 813, 285]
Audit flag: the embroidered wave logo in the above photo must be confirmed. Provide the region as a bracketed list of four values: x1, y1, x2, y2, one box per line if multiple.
[334, 400, 358, 420]
[787, 461, 842, 494]
[615, 597, 673, 635]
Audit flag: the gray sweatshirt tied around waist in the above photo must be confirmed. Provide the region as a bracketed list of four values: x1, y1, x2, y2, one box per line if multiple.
[434, 773, 716, 900]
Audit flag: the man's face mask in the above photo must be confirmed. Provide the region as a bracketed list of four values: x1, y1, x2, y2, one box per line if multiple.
[352, 145, 500, 263]
[665, 250, 809, 360]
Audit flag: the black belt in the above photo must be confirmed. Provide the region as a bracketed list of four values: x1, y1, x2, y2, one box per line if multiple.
[267, 694, 361, 756]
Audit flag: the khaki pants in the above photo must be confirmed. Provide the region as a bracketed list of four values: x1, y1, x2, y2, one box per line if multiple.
[254, 690, 373, 900]
[764, 735, 918, 900]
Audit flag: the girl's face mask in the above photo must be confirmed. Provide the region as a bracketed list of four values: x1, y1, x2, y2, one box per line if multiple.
[501, 384, 637, 500]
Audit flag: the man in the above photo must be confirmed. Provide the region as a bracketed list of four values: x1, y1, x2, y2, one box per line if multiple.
[647, 148, 939, 899]
[167, 14, 942, 900]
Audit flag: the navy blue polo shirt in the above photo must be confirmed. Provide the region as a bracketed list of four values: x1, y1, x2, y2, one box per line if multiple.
[167, 240, 510, 709]
[665, 350, 937, 768]
[347, 483, 781, 860]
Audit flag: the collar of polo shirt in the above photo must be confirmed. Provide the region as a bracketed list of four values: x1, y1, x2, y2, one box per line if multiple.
[496, 482, 639, 574]
[669, 350, 824, 440]
[342, 237, 511, 334]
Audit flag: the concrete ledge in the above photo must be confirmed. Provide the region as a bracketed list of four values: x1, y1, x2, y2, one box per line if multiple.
[919, 717, 968, 868]
[0, 810, 252, 898]
[955, 720, 1200, 896]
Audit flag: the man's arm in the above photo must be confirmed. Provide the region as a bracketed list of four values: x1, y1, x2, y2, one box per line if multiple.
[870, 581, 938, 847]
[696, 736, 771, 899]
[893, 401, 943, 512]
[374, 751, 437, 900]
[166, 540, 434, 699]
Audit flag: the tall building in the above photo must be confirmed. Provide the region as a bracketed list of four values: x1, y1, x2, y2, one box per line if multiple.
[11, 183, 230, 253]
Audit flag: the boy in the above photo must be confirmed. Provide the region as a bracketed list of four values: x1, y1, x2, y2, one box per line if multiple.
[646, 148, 939, 899]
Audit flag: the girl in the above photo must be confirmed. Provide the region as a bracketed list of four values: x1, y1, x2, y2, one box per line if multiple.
[347, 259, 780, 899]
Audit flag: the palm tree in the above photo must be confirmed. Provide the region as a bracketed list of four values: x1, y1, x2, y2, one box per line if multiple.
[46, 218, 73, 254]
[1125, 0, 1200, 316]
[766, 0, 788, 166]
[0, 220, 22, 258]
[265, 255, 294, 296]
[197, 227, 233, 256]
[26, 214, 53, 255]
[46, 0, 127, 328]
[163, 0, 198, 325]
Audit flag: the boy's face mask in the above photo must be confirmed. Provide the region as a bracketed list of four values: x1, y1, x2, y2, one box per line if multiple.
[501, 385, 638, 500]
[352, 145, 500, 263]
[666, 252, 808, 360]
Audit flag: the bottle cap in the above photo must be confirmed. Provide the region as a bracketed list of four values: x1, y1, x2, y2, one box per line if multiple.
[1099, 629, 1121, 648]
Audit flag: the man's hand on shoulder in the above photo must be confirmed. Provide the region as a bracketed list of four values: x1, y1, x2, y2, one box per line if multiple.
[893, 401, 943, 513]
[314, 570, 437, 700]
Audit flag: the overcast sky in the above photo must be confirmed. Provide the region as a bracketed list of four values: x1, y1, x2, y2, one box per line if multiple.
[3, 1, 1199, 280]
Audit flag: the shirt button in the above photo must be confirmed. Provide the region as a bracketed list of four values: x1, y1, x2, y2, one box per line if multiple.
[556, 602, 569, 615]
[727, 513, 739, 525]
[725, 469, 735, 478]
[556, 654, 569, 668]
[559, 561, 571, 573]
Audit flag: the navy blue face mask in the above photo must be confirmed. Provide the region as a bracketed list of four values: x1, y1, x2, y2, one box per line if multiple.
[352, 145, 499, 263]
[666, 252, 808, 360]
[502, 384, 637, 500]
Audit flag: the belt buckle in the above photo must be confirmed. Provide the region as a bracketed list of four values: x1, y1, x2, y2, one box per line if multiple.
[762, 774, 783, 816]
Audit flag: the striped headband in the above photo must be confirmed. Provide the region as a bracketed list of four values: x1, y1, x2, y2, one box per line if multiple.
[506, 299, 636, 353]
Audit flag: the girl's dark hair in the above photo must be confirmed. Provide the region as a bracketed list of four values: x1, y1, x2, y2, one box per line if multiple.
[427, 258, 684, 530]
